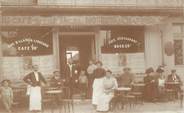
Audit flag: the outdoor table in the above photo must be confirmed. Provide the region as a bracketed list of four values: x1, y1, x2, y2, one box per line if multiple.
[115, 87, 132, 96]
[132, 83, 145, 87]
[45, 89, 63, 113]
[165, 82, 181, 90]
[165, 82, 181, 101]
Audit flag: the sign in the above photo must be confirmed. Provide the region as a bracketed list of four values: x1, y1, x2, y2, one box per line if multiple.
[2, 28, 53, 56]
[101, 27, 144, 53]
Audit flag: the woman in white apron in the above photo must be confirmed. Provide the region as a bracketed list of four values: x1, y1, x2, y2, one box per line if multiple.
[92, 61, 106, 107]
[23, 65, 47, 112]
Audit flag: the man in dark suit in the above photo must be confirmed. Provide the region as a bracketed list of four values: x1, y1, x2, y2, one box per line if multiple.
[23, 65, 47, 113]
[64, 59, 81, 98]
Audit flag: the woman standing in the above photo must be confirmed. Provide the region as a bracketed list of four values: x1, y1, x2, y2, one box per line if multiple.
[96, 70, 118, 112]
[144, 67, 157, 102]
[92, 61, 106, 107]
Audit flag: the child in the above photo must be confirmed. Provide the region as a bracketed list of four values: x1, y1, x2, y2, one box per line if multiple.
[0, 80, 13, 113]
[78, 70, 88, 99]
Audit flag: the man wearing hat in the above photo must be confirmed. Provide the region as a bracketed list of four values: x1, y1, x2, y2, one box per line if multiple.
[120, 67, 134, 87]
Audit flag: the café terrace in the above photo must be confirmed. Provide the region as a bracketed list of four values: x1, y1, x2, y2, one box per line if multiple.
[0, 0, 184, 112]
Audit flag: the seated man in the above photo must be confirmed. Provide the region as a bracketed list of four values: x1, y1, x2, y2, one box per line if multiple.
[50, 70, 65, 88]
[120, 67, 134, 87]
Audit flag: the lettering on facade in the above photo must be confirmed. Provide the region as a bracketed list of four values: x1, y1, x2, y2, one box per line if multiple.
[2, 28, 53, 56]
[101, 36, 142, 53]
[101, 27, 145, 53]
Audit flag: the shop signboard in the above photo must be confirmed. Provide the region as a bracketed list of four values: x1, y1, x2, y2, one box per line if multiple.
[2, 28, 53, 56]
[101, 27, 144, 53]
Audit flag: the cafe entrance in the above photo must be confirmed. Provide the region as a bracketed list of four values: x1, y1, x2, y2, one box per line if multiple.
[59, 32, 94, 77]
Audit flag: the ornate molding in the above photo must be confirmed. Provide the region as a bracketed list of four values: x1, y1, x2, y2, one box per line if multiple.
[1, 16, 168, 26]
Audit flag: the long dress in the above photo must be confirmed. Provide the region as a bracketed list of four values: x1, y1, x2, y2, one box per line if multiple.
[92, 77, 104, 105]
[96, 77, 118, 111]
[92, 67, 106, 105]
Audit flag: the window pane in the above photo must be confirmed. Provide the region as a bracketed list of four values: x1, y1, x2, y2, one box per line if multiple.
[174, 39, 183, 65]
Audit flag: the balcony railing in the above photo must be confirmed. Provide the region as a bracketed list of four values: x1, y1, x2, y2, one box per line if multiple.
[1, 0, 183, 7]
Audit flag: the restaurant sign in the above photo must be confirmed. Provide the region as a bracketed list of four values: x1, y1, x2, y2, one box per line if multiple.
[2, 29, 53, 56]
[101, 36, 143, 53]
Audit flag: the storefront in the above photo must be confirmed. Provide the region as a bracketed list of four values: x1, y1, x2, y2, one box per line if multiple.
[0, 1, 184, 82]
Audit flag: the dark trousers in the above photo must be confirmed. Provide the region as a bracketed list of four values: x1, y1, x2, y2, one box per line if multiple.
[88, 75, 95, 98]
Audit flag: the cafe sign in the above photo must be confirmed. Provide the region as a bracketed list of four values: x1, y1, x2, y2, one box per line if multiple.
[2, 28, 53, 56]
[101, 36, 143, 53]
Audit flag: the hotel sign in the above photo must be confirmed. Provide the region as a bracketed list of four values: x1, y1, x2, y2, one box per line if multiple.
[2, 28, 53, 56]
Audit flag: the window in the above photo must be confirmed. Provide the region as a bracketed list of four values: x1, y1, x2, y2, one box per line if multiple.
[173, 24, 184, 65]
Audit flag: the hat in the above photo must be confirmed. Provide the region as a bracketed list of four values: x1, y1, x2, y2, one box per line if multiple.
[53, 69, 60, 73]
[171, 69, 176, 73]
[123, 67, 131, 71]
[95, 61, 103, 66]
[156, 67, 164, 73]
[1, 79, 10, 85]
[106, 69, 112, 74]
[145, 67, 154, 74]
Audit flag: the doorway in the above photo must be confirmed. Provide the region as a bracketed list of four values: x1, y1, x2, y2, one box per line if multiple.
[59, 32, 95, 78]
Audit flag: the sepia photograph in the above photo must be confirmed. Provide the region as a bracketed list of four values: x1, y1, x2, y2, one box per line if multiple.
[0, 0, 184, 113]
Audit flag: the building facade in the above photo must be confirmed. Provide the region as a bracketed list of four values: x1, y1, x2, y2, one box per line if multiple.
[0, 0, 184, 82]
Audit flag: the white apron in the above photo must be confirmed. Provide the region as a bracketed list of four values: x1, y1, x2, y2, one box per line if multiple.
[29, 86, 42, 111]
[92, 78, 104, 105]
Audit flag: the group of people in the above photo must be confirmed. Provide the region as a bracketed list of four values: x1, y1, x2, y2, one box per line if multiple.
[144, 66, 183, 102]
[0, 61, 183, 113]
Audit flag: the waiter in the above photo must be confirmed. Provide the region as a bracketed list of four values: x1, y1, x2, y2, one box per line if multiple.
[23, 65, 47, 113]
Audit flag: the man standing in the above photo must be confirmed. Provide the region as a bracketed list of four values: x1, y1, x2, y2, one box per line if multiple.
[64, 59, 80, 98]
[23, 65, 47, 113]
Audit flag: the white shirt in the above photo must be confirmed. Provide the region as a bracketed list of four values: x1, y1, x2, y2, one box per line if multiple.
[34, 72, 39, 81]
[87, 64, 97, 75]
[68, 64, 73, 77]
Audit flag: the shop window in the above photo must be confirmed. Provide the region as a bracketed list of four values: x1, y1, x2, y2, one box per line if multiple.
[173, 24, 184, 65]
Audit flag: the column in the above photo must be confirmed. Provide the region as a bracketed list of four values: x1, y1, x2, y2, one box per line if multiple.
[52, 27, 60, 69]
[95, 30, 107, 61]
[0, 1, 3, 81]
[144, 25, 162, 69]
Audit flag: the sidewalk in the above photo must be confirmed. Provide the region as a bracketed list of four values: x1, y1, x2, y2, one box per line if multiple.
[0, 100, 184, 113]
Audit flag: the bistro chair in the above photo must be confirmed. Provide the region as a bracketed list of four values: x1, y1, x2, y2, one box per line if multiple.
[61, 87, 74, 113]
[123, 95, 136, 109]
[130, 83, 145, 104]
